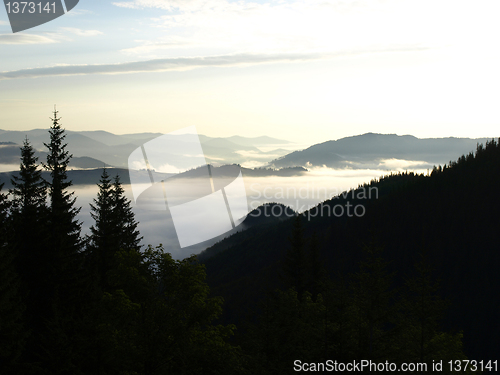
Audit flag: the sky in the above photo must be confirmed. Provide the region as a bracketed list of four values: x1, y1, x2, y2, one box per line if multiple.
[1, 0, 500, 145]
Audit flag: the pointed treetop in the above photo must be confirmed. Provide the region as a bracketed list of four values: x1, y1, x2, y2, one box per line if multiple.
[50, 104, 61, 125]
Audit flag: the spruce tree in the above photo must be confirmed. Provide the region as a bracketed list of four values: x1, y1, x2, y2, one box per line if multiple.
[43, 108, 82, 260]
[87, 171, 141, 292]
[111, 174, 141, 251]
[42, 107, 82, 311]
[40, 107, 83, 372]
[10, 137, 47, 216]
[87, 168, 118, 290]
[9, 137, 48, 366]
[9, 137, 48, 287]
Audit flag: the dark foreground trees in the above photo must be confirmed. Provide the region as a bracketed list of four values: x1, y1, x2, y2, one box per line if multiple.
[87, 169, 142, 292]
[8, 138, 47, 371]
[0, 184, 26, 374]
[83, 168, 244, 373]
[89, 246, 243, 374]
[0, 110, 245, 374]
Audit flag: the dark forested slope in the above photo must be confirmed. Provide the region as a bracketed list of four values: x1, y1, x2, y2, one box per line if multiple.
[203, 139, 500, 361]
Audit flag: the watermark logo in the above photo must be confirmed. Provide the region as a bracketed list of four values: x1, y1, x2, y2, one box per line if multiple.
[248, 183, 378, 221]
[3, 0, 79, 33]
[128, 126, 249, 248]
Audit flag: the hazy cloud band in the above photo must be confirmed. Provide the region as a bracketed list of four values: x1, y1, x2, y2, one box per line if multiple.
[0, 47, 428, 80]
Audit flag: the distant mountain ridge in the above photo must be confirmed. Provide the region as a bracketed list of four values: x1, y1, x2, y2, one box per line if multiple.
[0, 165, 307, 189]
[2, 129, 497, 174]
[0, 129, 291, 169]
[0, 142, 110, 169]
[269, 133, 494, 169]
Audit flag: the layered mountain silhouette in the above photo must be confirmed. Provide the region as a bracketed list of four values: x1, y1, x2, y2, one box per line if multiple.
[3, 130, 494, 173]
[0, 129, 291, 169]
[0, 165, 307, 189]
[269, 133, 492, 169]
[0, 142, 110, 169]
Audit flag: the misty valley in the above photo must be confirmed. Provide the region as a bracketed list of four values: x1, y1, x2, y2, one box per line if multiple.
[1, 119, 499, 374]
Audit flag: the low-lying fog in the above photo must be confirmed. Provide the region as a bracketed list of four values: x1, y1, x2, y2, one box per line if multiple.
[75, 166, 426, 260]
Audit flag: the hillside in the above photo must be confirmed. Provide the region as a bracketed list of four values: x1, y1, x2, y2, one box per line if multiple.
[269, 133, 492, 169]
[0, 164, 307, 189]
[0, 129, 292, 168]
[197, 203, 296, 262]
[0, 142, 111, 170]
[202, 139, 500, 361]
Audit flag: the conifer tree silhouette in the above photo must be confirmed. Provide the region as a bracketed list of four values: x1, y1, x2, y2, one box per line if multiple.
[111, 174, 141, 251]
[40, 107, 83, 373]
[87, 168, 116, 290]
[8, 137, 48, 367]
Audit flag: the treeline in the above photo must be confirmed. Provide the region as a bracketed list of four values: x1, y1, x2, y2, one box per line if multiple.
[0, 111, 244, 374]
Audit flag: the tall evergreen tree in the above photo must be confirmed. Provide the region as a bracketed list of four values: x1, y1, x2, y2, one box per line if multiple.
[43, 107, 82, 258]
[10, 137, 47, 216]
[0, 184, 26, 374]
[8, 137, 48, 366]
[111, 174, 141, 251]
[87, 171, 142, 292]
[87, 168, 116, 290]
[39, 107, 84, 373]
[9, 137, 48, 272]
[9, 138, 48, 280]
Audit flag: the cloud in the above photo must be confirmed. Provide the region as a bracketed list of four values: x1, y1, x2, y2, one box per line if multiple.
[112, 0, 450, 58]
[121, 36, 198, 55]
[0, 28, 102, 46]
[66, 8, 94, 16]
[156, 163, 183, 173]
[0, 52, 326, 80]
[113, 0, 206, 11]
[0, 164, 21, 173]
[111, 0, 500, 69]
[378, 158, 432, 171]
[0, 21, 8, 26]
[0, 46, 428, 80]
[60, 27, 103, 37]
[0, 34, 58, 44]
[114, 0, 376, 55]
[236, 150, 283, 160]
[240, 160, 269, 169]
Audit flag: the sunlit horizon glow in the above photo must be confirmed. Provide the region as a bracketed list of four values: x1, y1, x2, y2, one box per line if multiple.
[1, 0, 500, 145]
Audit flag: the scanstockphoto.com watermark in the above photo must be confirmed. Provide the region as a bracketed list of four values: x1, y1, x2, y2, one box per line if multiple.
[294, 359, 499, 372]
[248, 184, 378, 220]
[294, 359, 429, 372]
